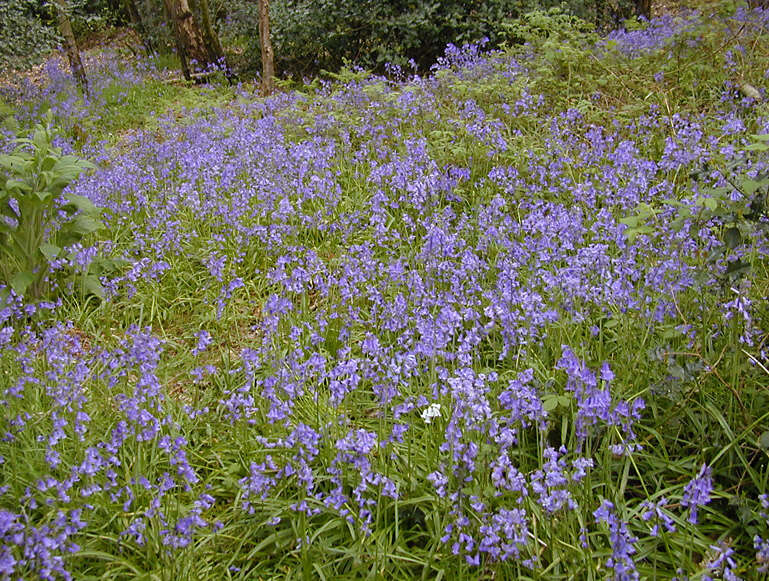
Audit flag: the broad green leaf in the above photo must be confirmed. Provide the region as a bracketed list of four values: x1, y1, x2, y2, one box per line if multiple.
[32, 126, 49, 152]
[724, 227, 741, 250]
[41, 155, 57, 172]
[34, 190, 52, 203]
[68, 214, 104, 236]
[39, 243, 61, 260]
[10, 271, 34, 295]
[702, 197, 718, 211]
[740, 178, 763, 196]
[625, 225, 655, 242]
[668, 364, 686, 380]
[726, 258, 749, 276]
[4, 179, 32, 194]
[81, 275, 105, 299]
[55, 155, 95, 173]
[0, 153, 30, 172]
[2, 116, 19, 133]
[662, 326, 683, 339]
[89, 256, 129, 275]
[63, 193, 99, 215]
[542, 395, 558, 412]
[619, 215, 639, 227]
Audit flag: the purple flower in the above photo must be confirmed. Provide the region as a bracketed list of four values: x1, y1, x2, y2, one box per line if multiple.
[593, 499, 639, 580]
[639, 497, 676, 536]
[704, 542, 741, 581]
[681, 464, 713, 524]
[192, 330, 213, 354]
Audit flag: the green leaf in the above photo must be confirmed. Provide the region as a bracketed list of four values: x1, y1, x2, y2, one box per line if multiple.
[10, 271, 34, 295]
[32, 125, 49, 153]
[740, 178, 763, 196]
[625, 225, 655, 242]
[34, 190, 52, 203]
[542, 395, 558, 412]
[4, 178, 32, 194]
[726, 258, 748, 276]
[89, 256, 129, 275]
[63, 193, 99, 215]
[759, 431, 769, 451]
[700, 197, 718, 211]
[0, 153, 29, 172]
[41, 155, 57, 172]
[724, 227, 741, 250]
[68, 214, 104, 236]
[668, 364, 686, 380]
[2, 116, 19, 133]
[80, 275, 105, 299]
[39, 243, 61, 260]
[619, 216, 639, 227]
[52, 156, 94, 179]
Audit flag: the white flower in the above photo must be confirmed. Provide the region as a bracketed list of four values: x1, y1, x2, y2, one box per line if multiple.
[421, 403, 441, 424]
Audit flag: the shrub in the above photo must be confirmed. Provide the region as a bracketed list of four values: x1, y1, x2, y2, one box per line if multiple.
[220, 0, 645, 79]
[0, 114, 107, 300]
[0, 0, 58, 73]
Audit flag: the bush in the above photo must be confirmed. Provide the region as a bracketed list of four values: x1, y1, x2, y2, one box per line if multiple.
[0, 0, 58, 73]
[220, 0, 645, 79]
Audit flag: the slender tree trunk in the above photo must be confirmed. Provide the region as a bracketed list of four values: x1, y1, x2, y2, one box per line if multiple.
[190, 0, 233, 81]
[635, 0, 652, 19]
[53, 0, 88, 96]
[163, 0, 210, 79]
[163, 0, 190, 80]
[195, 0, 224, 63]
[258, 0, 275, 95]
[122, 0, 155, 55]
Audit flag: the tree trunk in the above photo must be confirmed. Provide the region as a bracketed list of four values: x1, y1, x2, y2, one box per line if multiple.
[258, 0, 275, 95]
[163, 0, 211, 79]
[53, 0, 88, 96]
[122, 0, 155, 55]
[194, 0, 224, 63]
[635, 0, 652, 19]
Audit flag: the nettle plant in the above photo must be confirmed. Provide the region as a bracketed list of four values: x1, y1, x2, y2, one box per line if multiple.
[0, 115, 109, 301]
